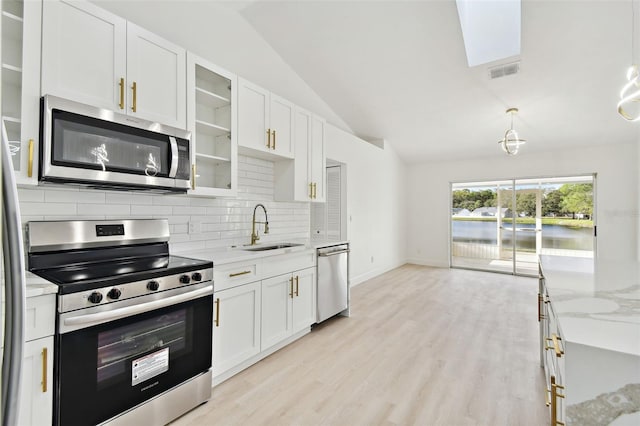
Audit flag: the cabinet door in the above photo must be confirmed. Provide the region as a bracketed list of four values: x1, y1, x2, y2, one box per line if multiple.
[292, 267, 316, 333]
[269, 94, 295, 158]
[126, 22, 186, 128]
[261, 274, 293, 350]
[294, 107, 312, 200]
[237, 78, 270, 153]
[18, 336, 54, 426]
[213, 282, 261, 378]
[41, 0, 126, 112]
[310, 115, 326, 202]
[187, 52, 238, 197]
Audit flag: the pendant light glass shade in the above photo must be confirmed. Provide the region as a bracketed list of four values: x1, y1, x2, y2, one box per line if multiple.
[618, 0, 640, 121]
[617, 64, 640, 121]
[498, 108, 526, 155]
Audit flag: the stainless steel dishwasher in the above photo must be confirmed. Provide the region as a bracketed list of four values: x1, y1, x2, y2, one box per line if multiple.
[316, 243, 350, 323]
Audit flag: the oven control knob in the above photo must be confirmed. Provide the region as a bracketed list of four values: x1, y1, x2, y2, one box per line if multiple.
[107, 288, 122, 300]
[179, 275, 191, 284]
[87, 292, 103, 304]
[192, 272, 203, 282]
[147, 281, 160, 291]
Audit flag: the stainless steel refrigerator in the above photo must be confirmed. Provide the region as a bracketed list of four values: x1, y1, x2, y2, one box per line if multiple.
[1, 120, 27, 426]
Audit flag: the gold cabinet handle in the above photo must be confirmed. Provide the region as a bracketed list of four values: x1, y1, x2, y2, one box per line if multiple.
[295, 275, 299, 297]
[545, 334, 564, 358]
[538, 293, 542, 322]
[313, 183, 317, 199]
[229, 270, 251, 277]
[289, 277, 294, 299]
[309, 183, 313, 199]
[119, 77, 125, 109]
[131, 81, 137, 112]
[27, 139, 34, 177]
[191, 164, 196, 190]
[266, 128, 271, 149]
[272, 129, 276, 149]
[214, 298, 220, 327]
[550, 376, 565, 426]
[41, 347, 48, 393]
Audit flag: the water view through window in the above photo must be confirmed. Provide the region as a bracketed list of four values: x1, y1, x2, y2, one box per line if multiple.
[451, 176, 595, 275]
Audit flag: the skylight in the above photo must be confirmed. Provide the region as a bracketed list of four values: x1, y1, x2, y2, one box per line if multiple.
[455, 0, 522, 67]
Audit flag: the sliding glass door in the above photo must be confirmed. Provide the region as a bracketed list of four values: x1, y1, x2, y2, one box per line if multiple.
[451, 175, 595, 276]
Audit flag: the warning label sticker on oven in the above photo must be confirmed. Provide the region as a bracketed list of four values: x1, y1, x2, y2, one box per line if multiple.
[132, 347, 169, 386]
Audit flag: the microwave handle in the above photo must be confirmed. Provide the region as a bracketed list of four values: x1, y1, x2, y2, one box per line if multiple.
[168, 136, 178, 178]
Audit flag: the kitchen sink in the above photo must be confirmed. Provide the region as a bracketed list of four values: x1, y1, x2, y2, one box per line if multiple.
[241, 243, 304, 251]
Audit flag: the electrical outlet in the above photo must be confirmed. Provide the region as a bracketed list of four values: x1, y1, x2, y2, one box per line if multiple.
[188, 221, 201, 234]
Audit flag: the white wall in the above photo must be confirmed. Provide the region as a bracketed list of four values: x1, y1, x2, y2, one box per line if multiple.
[325, 125, 407, 285]
[406, 142, 639, 267]
[91, 0, 351, 133]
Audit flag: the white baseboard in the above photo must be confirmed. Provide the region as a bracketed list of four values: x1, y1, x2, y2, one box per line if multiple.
[406, 257, 450, 268]
[350, 259, 407, 287]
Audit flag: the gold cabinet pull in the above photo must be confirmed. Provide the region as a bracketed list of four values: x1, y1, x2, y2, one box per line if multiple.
[289, 277, 294, 299]
[119, 77, 125, 109]
[41, 347, 48, 393]
[550, 376, 565, 426]
[191, 164, 196, 190]
[266, 128, 271, 148]
[272, 129, 276, 149]
[545, 334, 564, 358]
[27, 139, 34, 177]
[295, 275, 299, 296]
[538, 293, 542, 322]
[229, 270, 251, 277]
[309, 183, 313, 199]
[214, 298, 220, 327]
[131, 81, 137, 112]
[313, 183, 317, 199]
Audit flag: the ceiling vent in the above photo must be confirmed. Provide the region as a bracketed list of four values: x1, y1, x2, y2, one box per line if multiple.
[489, 62, 520, 79]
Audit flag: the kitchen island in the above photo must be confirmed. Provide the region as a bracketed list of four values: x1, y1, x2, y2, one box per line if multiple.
[538, 255, 640, 426]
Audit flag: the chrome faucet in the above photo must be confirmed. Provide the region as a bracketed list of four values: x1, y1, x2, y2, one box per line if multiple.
[250, 203, 269, 245]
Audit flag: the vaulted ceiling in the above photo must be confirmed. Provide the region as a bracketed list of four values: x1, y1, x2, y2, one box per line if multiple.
[224, 0, 640, 163]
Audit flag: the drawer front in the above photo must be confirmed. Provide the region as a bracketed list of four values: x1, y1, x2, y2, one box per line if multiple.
[214, 260, 261, 291]
[261, 251, 315, 279]
[26, 295, 56, 341]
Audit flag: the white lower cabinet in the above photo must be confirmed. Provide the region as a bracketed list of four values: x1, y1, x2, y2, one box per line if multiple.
[212, 281, 261, 379]
[261, 267, 316, 351]
[211, 251, 316, 385]
[18, 337, 54, 426]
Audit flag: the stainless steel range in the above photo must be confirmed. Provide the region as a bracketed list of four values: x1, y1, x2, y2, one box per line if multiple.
[26, 219, 213, 426]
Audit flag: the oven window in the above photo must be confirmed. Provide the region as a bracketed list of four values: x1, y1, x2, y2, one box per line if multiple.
[97, 309, 187, 389]
[56, 296, 212, 426]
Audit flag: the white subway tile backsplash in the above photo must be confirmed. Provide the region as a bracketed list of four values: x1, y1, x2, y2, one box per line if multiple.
[17, 155, 310, 253]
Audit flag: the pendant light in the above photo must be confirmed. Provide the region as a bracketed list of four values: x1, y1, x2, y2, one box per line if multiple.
[617, 0, 640, 121]
[498, 107, 526, 155]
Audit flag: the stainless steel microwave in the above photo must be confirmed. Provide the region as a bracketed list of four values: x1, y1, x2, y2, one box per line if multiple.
[40, 95, 191, 193]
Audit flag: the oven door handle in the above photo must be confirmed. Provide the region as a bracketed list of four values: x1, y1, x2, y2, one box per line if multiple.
[63, 285, 213, 328]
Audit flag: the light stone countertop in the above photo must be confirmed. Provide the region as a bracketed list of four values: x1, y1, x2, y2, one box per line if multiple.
[25, 271, 58, 298]
[539, 255, 640, 357]
[179, 242, 314, 266]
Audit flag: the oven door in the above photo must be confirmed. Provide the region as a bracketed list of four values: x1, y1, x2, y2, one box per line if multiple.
[41, 95, 191, 191]
[55, 284, 212, 426]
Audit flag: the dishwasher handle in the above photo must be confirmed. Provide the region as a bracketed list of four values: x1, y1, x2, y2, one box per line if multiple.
[318, 249, 350, 257]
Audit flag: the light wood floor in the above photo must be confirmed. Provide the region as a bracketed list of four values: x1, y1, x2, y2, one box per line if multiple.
[173, 264, 548, 426]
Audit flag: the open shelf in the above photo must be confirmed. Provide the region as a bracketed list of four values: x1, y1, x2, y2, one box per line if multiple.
[196, 86, 230, 109]
[196, 119, 230, 137]
[196, 152, 231, 163]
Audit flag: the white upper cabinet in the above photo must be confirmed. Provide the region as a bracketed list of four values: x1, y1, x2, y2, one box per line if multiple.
[41, 0, 186, 128]
[237, 78, 294, 159]
[187, 52, 237, 197]
[1, 0, 42, 185]
[274, 107, 326, 202]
